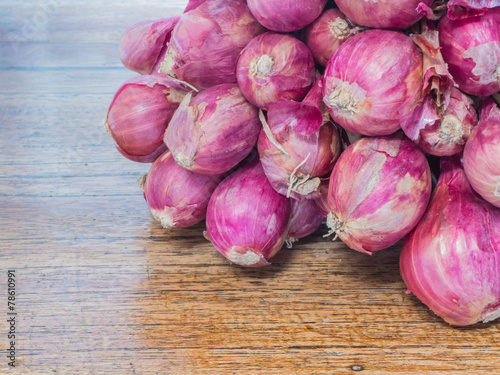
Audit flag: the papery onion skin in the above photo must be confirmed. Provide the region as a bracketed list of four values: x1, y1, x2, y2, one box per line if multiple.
[305, 9, 357, 67]
[400, 156, 500, 326]
[463, 99, 500, 207]
[247, 0, 327, 32]
[413, 88, 478, 156]
[335, 0, 433, 29]
[106, 75, 188, 163]
[119, 17, 179, 75]
[438, 9, 500, 97]
[158, 0, 266, 91]
[236, 32, 316, 110]
[286, 199, 325, 248]
[183, 0, 207, 13]
[205, 161, 290, 267]
[165, 83, 261, 175]
[144, 151, 224, 229]
[447, 0, 500, 20]
[323, 30, 423, 136]
[258, 80, 341, 201]
[327, 133, 431, 254]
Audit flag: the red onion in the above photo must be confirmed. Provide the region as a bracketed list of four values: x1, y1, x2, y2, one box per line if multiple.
[447, 0, 500, 20]
[286, 199, 325, 248]
[323, 30, 423, 136]
[400, 156, 500, 326]
[247, 0, 327, 32]
[258, 79, 341, 200]
[164, 83, 261, 175]
[401, 22, 478, 156]
[236, 32, 316, 110]
[158, 0, 266, 91]
[335, 0, 433, 29]
[205, 162, 290, 267]
[143, 151, 223, 229]
[183, 0, 207, 13]
[106, 75, 189, 163]
[438, 9, 500, 97]
[326, 133, 432, 254]
[119, 17, 179, 75]
[314, 180, 330, 217]
[463, 99, 500, 208]
[305, 9, 358, 67]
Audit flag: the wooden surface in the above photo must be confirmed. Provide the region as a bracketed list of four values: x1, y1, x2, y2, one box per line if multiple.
[1, 1, 499, 374]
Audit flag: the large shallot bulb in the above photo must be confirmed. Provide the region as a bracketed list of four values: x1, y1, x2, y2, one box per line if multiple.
[164, 83, 261, 175]
[438, 8, 500, 97]
[105, 75, 188, 163]
[400, 155, 500, 326]
[326, 133, 432, 254]
[463, 99, 500, 208]
[143, 151, 223, 229]
[323, 30, 423, 136]
[205, 162, 290, 267]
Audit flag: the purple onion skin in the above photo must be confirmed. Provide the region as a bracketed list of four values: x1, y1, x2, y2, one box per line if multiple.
[165, 83, 261, 175]
[335, 0, 432, 29]
[447, 0, 500, 20]
[438, 9, 500, 97]
[401, 156, 500, 326]
[183, 0, 207, 12]
[305, 9, 356, 67]
[144, 151, 224, 229]
[247, 0, 327, 32]
[158, 0, 266, 91]
[323, 30, 423, 136]
[205, 162, 290, 267]
[119, 17, 179, 75]
[463, 99, 500, 208]
[327, 133, 432, 254]
[106, 75, 188, 163]
[236, 32, 316, 110]
[287, 199, 325, 247]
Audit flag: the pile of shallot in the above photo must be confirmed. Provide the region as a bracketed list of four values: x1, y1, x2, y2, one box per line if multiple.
[105, 0, 500, 327]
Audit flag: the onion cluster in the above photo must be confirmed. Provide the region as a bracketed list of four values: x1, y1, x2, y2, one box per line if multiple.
[106, 0, 500, 326]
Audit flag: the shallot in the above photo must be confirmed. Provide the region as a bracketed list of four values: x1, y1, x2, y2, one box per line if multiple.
[286, 199, 325, 248]
[236, 32, 316, 110]
[323, 29, 423, 136]
[165, 83, 261, 175]
[438, 8, 500, 97]
[158, 0, 265, 90]
[205, 161, 290, 267]
[105, 75, 188, 163]
[400, 155, 500, 326]
[247, 0, 327, 32]
[463, 99, 500, 207]
[326, 133, 431, 254]
[143, 151, 223, 229]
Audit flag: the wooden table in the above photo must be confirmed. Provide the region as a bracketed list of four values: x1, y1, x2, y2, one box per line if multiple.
[1, 1, 499, 373]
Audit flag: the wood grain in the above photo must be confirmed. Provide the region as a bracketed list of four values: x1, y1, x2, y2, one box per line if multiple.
[1, 1, 500, 374]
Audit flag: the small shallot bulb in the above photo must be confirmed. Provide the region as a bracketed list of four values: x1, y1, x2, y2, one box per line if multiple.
[158, 0, 266, 91]
[143, 151, 223, 229]
[119, 17, 179, 75]
[463, 99, 500, 208]
[305, 9, 358, 67]
[106, 75, 189, 163]
[205, 162, 290, 267]
[447, 0, 500, 20]
[258, 79, 342, 200]
[323, 30, 423, 136]
[401, 21, 478, 156]
[326, 133, 432, 254]
[335, 0, 433, 29]
[164, 83, 261, 175]
[286, 199, 325, 248]
[247, 0, 327, 32]
[236, 32, 316, 110]
[438, 8, 500, 96]
[400, 155, 500, 326]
